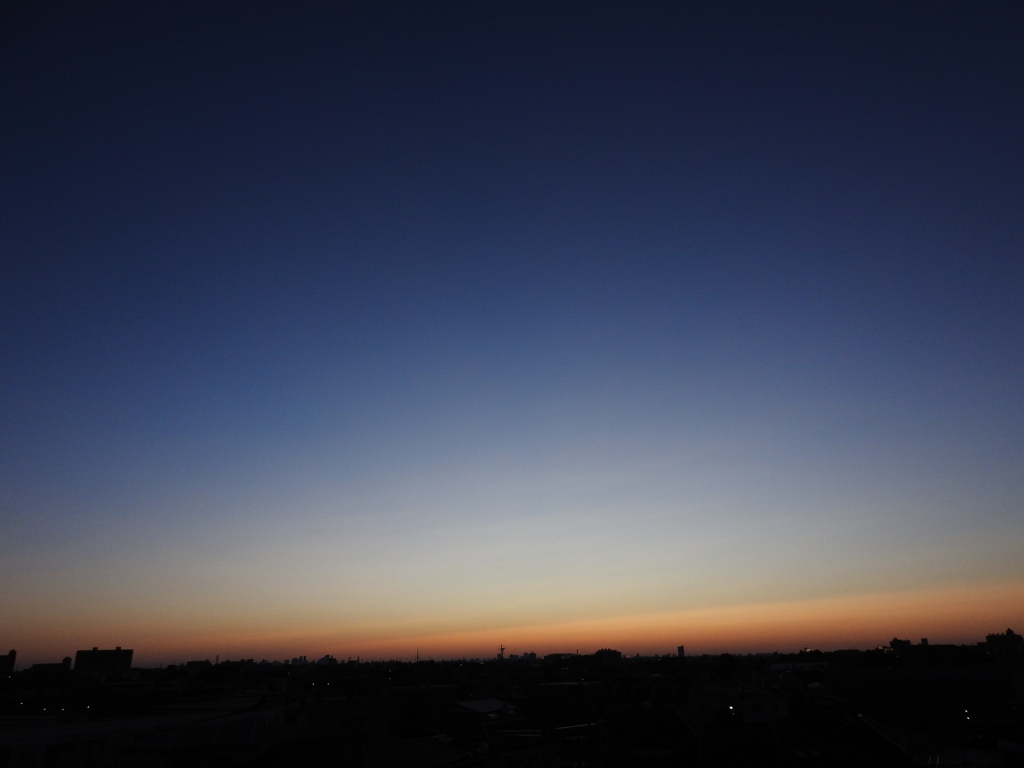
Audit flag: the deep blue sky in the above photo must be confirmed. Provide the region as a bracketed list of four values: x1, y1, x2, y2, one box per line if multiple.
[2, 2, 1022, 661]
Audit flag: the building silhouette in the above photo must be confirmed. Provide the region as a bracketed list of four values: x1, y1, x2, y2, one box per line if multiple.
[27, 657, 71, 675]
[74, 646, 133, 675]
[986, 628, 1023, 653]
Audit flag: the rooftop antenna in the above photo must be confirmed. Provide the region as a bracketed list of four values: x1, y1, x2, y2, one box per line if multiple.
[499, 645, 505, 659]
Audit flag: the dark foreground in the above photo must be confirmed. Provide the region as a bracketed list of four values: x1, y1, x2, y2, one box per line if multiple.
[2, 637, 1023, 766]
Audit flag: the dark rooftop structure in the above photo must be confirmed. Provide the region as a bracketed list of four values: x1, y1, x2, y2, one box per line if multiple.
[74, 646, 133, 675]
[28, 657, 71, 674]
[986, 628, 1023, 653]
[0, 650, 14, 677]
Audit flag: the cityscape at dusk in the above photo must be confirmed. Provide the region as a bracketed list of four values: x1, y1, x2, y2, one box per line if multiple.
[3, 0, 1023, 673]
[4, 2, 1024, 764]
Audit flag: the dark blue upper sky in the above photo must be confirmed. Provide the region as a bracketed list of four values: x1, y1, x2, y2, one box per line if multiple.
[2, 1, 1022, 658]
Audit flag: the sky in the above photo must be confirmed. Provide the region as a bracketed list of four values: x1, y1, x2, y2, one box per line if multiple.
[1, 1, 1023, 666]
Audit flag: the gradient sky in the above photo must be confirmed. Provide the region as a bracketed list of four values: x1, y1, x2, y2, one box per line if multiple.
[2, 2, 1023, 666]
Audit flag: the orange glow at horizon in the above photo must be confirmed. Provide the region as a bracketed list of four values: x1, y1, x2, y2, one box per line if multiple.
[331, 581, 1024, 660]
[9, 581, 1023, 666]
